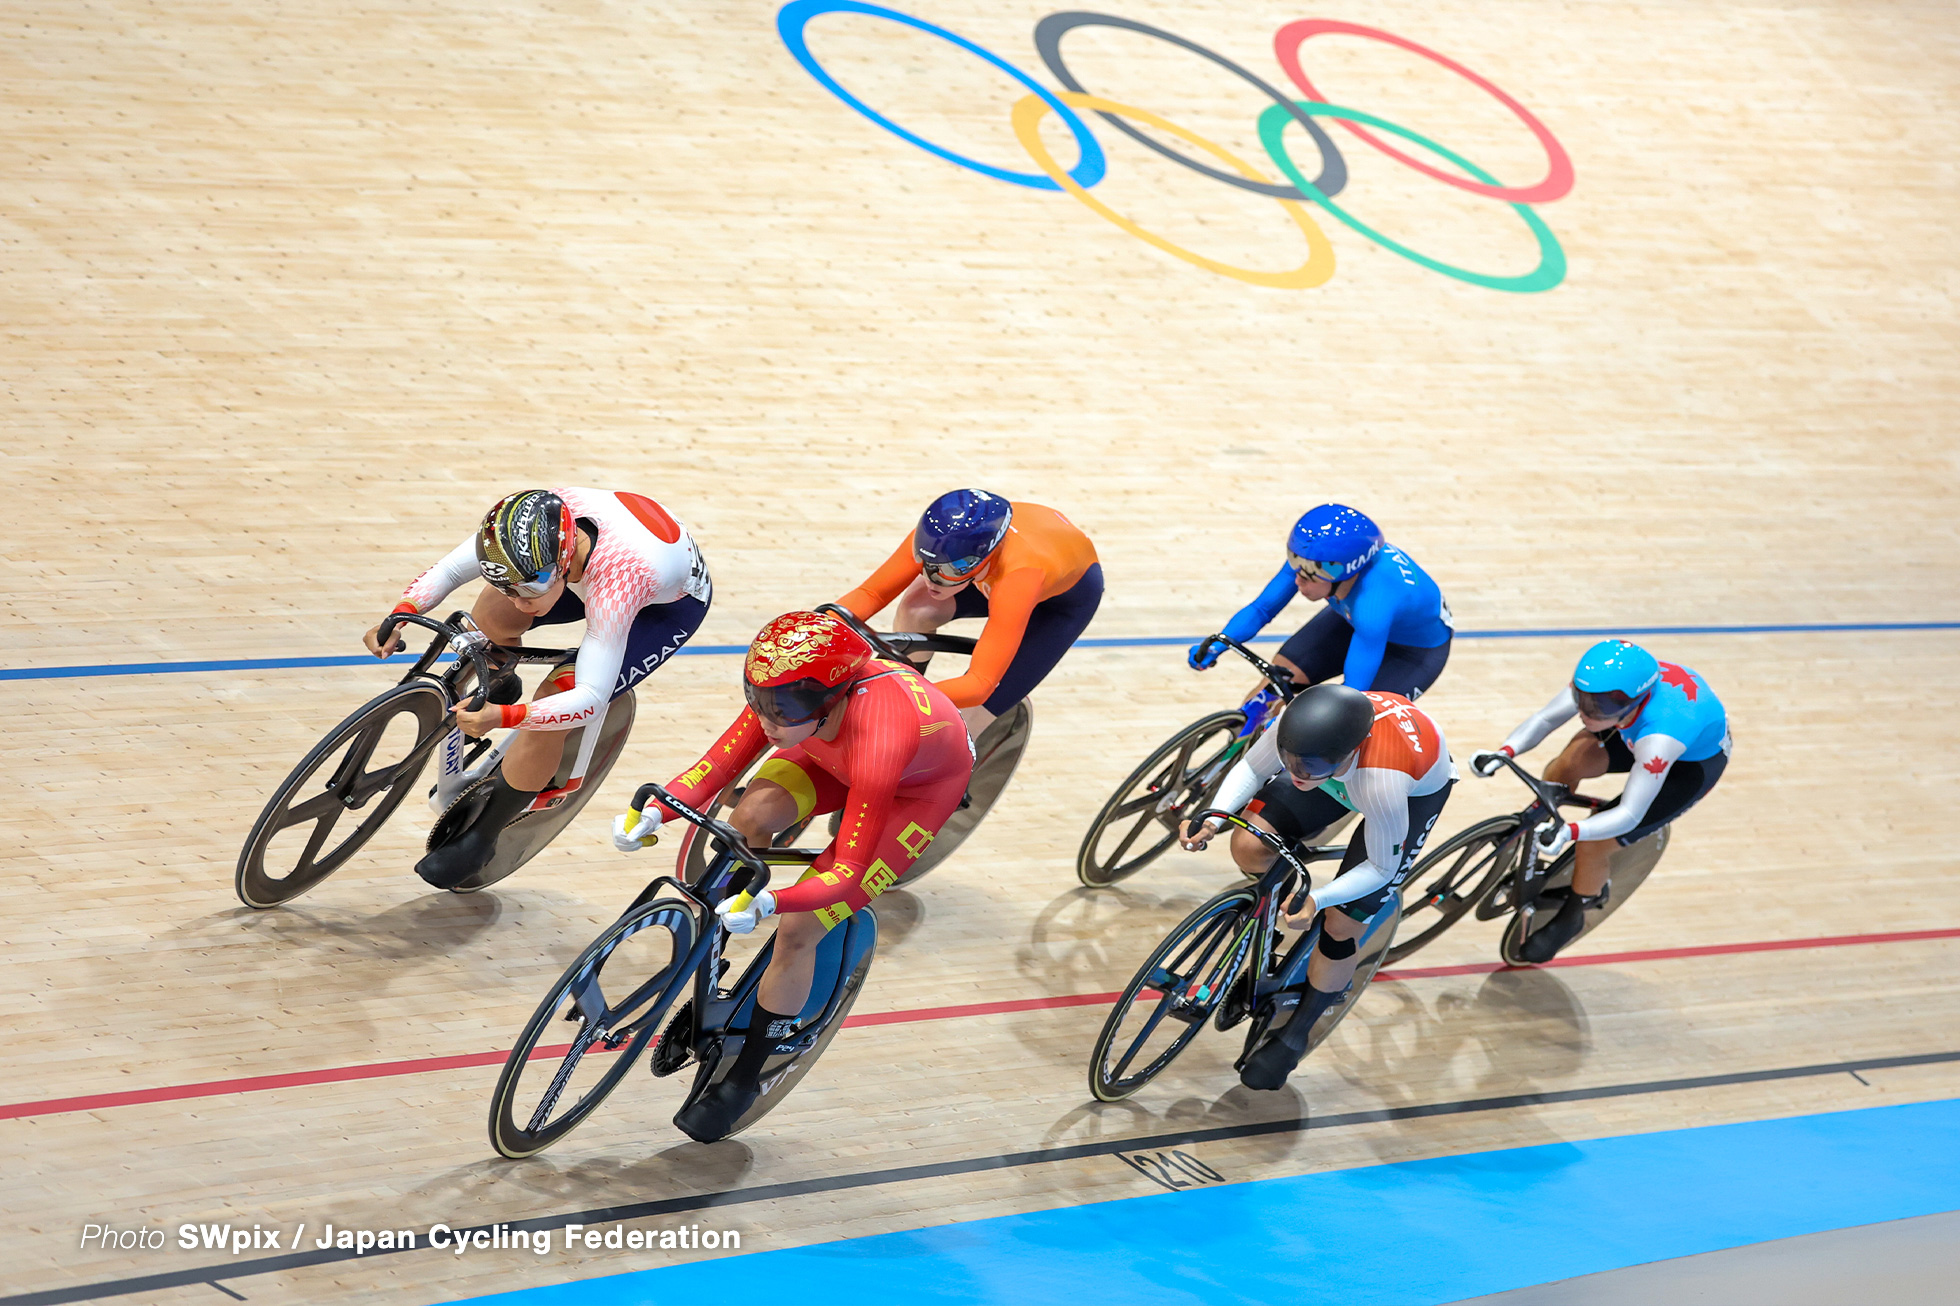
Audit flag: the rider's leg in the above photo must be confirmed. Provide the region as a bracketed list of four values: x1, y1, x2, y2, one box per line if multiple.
[1367, 636, 1453, 701]
[1273, 606, 1351, 689]
[957, 563, 1103, 742]
[892, 576, 963, 671]
[1304, 906, 1369, 994]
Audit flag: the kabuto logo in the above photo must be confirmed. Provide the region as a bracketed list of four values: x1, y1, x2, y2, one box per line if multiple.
[479, 560, 511, 580]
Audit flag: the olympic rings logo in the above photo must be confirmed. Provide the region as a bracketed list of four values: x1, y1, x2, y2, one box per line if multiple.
[778, 4, 1574, 293]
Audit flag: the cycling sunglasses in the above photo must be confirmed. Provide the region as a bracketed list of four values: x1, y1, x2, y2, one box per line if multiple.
[1572, 687, 1641, 722]
[743, 678, 833, 729]
[484, 563, 564, 601]
[920, 557, 987, 586]
[1286, 552, 1345, 583]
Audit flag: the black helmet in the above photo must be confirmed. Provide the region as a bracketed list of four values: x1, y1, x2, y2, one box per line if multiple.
[1275, 684, 1375, 782]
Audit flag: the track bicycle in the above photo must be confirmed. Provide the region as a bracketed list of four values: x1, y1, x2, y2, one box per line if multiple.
[488, 782, 874, 1157]
[672, 602, 1032, 890]
[1088, 812, 1400, 1102]
[1077, 634, 1351, 887]
[1384, 752, 1670, 966]
[235, 610, 636, 907]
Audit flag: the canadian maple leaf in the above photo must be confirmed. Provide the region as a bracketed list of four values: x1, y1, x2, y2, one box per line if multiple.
[1643, 755, 1669, 775]
[1659, 663, 1698, 700]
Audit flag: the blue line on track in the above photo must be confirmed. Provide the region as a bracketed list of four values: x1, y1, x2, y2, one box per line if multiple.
[2, 621, 1954, 683]
[454, 1096, 1960, 1306]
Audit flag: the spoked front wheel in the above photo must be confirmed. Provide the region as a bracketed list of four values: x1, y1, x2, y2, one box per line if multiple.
[1383, 817, 1522, 964]
[236, 682, 449, 908]
[1077, 710, 1247, 888]
[488, 896, 700, 1159]
[1089, 887, 1257, 1102]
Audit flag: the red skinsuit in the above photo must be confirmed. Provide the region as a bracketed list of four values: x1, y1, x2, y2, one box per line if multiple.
[657, 665, 973, 928]
[838, 502, 1098, 710]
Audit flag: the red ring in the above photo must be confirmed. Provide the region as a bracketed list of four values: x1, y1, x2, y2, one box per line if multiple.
[1273, 19, 1573, 204]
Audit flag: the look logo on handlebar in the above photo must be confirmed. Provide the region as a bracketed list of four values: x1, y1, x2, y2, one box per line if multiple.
[778, 4, 1573, 293]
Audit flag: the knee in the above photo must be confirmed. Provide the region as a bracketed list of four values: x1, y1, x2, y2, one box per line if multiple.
[1316, 929, 1358, 961]
[1322, 908, 1367, 941]
[1229, 828, 1275, 870]
[730, 783, 799, 843]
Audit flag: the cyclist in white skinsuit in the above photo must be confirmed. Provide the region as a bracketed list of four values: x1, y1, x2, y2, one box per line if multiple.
[364, 487, 711, 888]
[1181, 684, 1457, 1090]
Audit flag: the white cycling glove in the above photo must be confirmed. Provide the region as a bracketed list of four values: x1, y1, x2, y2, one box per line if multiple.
[716, 889, 777, 935]
[1471, 746, 1514, 778]
[611, 805, 663, 852]
[1536, 819, 1578, 861]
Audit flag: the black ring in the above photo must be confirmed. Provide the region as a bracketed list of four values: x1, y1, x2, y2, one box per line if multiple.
[1033, 12, 1347, 202]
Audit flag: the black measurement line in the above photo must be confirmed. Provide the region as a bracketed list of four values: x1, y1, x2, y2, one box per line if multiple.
[9, 1047, 1956, 1306]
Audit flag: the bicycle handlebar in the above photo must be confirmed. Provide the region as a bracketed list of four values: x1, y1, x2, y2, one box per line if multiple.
[378, 611, 494, 712]
[1191, 634, 1299, 699]
[1191, 808, 1318, 912]
[632, 781, 773, 896]
[812, 603, 977, 663]
[1484, 752, 1600, 819]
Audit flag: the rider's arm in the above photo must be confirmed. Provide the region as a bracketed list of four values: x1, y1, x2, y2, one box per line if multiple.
[770, 692, 913, 919]
[930, 566, 1044, 709]
[836, 534, 919, 622]
[499, 578, 639, 731]
[1308, 764, 1417, 910]
[1210, 722, 1285, 819]
[652, 708, 769, 820]
[1337, 582, 1394, 692]
[398, 537, 481, 614]
[1501, 686, 1581, 756]
[1571, 732, 1687, 843]
[1219, 562, 1298, 645]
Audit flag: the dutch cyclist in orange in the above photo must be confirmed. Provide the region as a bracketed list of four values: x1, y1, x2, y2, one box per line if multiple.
[837, 490, 1103, 738]
[611, 611, 973, 1142]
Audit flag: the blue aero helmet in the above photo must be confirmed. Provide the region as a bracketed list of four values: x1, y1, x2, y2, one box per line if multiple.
[1571, 639, 1661, 722]
[1286, 504, 1383, 584]
[913, 490, 1013, 585]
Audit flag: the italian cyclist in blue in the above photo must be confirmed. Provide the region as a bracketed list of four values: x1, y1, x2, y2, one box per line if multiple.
[1472, 639, 1731, 962]
[1189, 504, 1453, 699]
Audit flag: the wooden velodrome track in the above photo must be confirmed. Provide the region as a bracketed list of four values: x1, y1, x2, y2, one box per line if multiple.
[5, 0, 1958, 1301]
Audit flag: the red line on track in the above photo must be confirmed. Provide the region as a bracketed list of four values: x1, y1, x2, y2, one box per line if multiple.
[7, 926, 1957, 1123]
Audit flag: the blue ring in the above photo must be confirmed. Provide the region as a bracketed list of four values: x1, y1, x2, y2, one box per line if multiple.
[778, 0, 1106, 191]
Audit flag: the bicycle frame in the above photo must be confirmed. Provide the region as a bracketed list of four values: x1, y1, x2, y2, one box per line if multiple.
[376, 609, 618, 817]
[1480, 753, 1611, 922]
[1188, 808, 1349, 1012]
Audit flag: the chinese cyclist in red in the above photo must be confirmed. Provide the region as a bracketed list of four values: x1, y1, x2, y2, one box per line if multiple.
[612, 611, 973, 1141]
[837, 490, 1102, 738]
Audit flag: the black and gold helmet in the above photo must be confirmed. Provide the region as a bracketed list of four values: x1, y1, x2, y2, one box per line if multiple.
[475, 490, 576, 599]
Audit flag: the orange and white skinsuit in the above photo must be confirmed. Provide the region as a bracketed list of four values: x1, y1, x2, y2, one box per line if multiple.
[838, 502, 1099, 712]
[654, 665, 973, 927]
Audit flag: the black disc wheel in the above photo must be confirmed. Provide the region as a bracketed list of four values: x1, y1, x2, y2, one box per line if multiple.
[488, 896, 699, 1159]
[235, 682, 448, 908]
[1088, 887, 1258, 1102]
[1077, 710, 1248, 888]
[1498, 824, 1670, 966]
[1383, 817, 1523, 964]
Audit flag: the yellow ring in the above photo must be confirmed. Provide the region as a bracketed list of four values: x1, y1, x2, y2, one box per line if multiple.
[1011, 92, 1335, 290]
[754, 757, 819, 823]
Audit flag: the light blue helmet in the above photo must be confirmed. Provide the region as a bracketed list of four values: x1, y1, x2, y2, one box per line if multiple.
[1286, 504, 1383, 583]
[1572, 639, 1660, 720]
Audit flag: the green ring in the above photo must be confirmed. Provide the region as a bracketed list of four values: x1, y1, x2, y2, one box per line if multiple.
[1257, 101, 1566, 293]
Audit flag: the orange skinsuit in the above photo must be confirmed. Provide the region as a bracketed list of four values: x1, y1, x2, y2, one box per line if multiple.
[838, 502, 1098, 710]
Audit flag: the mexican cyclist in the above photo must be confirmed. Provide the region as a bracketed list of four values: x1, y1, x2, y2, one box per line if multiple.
[1180, 683, 1457, 1090]
[1472, 639, 1731, 963]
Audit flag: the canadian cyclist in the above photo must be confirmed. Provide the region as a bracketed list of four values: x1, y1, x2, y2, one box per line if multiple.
[1179, 684, 1456, 1090]
[1471, 639, 1730, 962]
[612, 611, 973, 1142]
[364, 488, 711, 889]
[837, 490, 1101, 738]
[1189, 504, 1452, 699]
